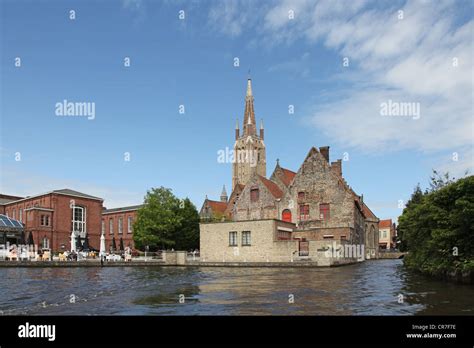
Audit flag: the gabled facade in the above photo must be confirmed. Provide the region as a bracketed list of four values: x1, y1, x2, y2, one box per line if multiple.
[199, 78, 379, 263]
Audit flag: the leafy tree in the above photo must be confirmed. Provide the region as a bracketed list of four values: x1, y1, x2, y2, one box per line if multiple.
[133, 187, 200, 251]
[173, 198, 200, 251]
[398, 174, 474, 277]
[397, 184, 423, 251]
[428, 170, 455, 192]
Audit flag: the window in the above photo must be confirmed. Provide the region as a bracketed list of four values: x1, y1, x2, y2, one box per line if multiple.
[19, 209, 23, 222]
[72, 206, 85, 233]
[299, 204, 309, 221]
[381, 231, 387, 239]
[320, 203, 330, 220]
[101, 220, 105, 234]
[298, 191, 305, 200]
[229, 231, 238, 246]
[282, 209, 292, 223]
[40, 215, 50, 226]
[340, 235, 347, 241]
[278, 231, 291, 240]
[41, 237, 50, 249]
[323, 235, 334, 239]
[242, 231, 251, 246]
[12, 209, 16, 220]
[109, 219, 114, 234]
[118, 217, 123, 234]
[250, 188, 259, 202]
[128, 216, 133, 233]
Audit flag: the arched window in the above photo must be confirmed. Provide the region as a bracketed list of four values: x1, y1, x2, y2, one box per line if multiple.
[370, 225, 376, 249]
[282, 209, 292, 223]
[72, 206, 86, 233]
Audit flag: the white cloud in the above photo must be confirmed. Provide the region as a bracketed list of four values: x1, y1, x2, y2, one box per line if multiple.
[268, 52, 311, 77]
[208, 0, 473, 159]
[208, 0, 262, 37]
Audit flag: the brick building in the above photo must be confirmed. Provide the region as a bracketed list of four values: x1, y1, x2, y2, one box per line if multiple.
[200, 78, 380, 262]
[0, 190, 144, 253]
[101, 205, 142, 251]
[1, 189, 103, 251]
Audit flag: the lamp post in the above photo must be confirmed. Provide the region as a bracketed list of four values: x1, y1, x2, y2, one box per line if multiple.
[145, 245, 149, 262]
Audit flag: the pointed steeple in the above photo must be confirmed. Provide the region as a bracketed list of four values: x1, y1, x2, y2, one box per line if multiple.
[220, 185, 228, 202]
[235, 118, 239, 140]
[243, 78, 256, 136]
[246, 78, 252, 97]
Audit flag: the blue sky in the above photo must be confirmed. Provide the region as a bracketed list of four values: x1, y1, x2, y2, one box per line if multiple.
[1, 0, 473, 223]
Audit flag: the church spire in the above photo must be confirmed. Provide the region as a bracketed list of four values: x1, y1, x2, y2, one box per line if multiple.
[235, 118, 239, 140]
[243, 78, 256, 136]
[220, 185, 228, 202]
[246, 78, 252, 97]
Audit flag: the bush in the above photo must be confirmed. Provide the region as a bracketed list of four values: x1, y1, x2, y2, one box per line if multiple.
[398, 174, 474, 278]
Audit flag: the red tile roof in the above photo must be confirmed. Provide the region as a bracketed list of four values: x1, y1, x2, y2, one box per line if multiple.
[362, 204, 377, 219]
[280, 168, 296, 186]
[258, 175, 283, 199]
[207, 200, 228, 214]
[379, 219, 392, 228]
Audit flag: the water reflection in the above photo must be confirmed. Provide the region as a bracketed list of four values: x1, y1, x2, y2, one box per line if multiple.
[0, 260, 472, 315]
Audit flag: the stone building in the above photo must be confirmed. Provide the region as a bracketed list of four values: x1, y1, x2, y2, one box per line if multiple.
[200, 78, 379, 263]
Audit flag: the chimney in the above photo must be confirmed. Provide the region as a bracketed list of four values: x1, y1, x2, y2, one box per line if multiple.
[331, 159, 342, 177]
[319, 146, 330, 162]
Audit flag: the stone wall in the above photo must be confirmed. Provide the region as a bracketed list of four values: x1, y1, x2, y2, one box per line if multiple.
[200, 219, 298, 263]
[233, 176, 279, 221]
[278, 147, 357, 232]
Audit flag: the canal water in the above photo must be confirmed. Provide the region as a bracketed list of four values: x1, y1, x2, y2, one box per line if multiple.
[0, 260, 472, 315]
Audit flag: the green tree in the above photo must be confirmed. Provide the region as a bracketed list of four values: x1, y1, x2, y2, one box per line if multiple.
[397, 184, 423, 252]
[133, 187, 182, 250]
[428, 170, 455, 192]
[398, 174, 474, 277]
[133, 187, 200, 251]
[173, 198, 200, 250]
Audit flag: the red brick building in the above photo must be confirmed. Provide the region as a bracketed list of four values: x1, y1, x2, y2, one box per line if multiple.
[1, 189, 103, 251]
[101, 205, 142, 251]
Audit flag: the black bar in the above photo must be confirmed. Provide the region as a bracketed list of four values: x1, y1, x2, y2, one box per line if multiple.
[0, 316, 472, 346]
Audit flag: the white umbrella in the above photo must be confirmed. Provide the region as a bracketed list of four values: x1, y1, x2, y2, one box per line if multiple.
[70, 231, 76, 252]
[99, 232, 106, 258]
